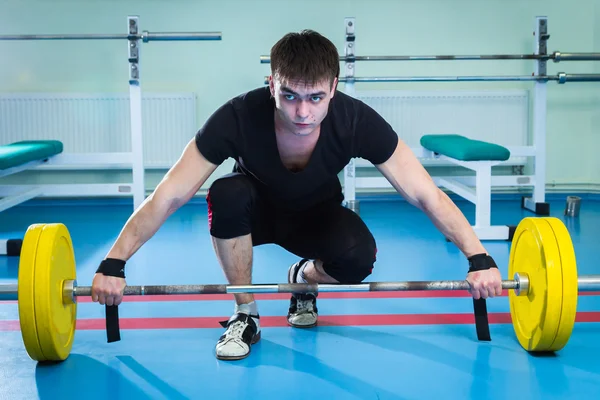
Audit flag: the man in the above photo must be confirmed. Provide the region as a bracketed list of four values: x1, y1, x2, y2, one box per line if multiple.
[91, 30, 502, 360]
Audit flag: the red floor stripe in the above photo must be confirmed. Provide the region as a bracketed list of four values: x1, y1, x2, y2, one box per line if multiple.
[2, 312, 600, 331]
[1, 320, 19, 330]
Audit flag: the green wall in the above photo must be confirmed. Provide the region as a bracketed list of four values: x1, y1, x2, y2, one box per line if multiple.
[0, 0, 598, 195]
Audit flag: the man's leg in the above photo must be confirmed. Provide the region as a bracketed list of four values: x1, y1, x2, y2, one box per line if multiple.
[300, 259, 339, 283]
[206, 173, 273, 360]
[211, 234, 254, 306]
[280, 203, 377, 327]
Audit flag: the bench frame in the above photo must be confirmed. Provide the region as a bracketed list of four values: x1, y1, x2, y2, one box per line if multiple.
[344, 147, 527, 240]
[421, 151, 514, 241]
[0, 158, 48, 213]
[0, 152, 144, 208]
[0, 157, 52, 256]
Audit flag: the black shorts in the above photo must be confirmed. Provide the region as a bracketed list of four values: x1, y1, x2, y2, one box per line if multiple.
[206, 173, 377, 283]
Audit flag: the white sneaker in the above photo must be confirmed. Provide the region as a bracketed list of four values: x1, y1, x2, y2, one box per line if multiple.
[215, 313, 261, 360]
[287, 259, 318, 328]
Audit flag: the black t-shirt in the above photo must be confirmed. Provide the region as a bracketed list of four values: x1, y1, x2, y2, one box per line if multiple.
[195, 86, 399, 211]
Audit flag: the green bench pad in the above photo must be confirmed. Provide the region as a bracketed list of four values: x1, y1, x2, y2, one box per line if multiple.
[0, 140, 63, 170]
[420, 134, 510, 161]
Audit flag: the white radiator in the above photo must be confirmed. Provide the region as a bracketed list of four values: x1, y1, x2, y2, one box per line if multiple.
[0, 90, 529, 169]
[353, 89, 530, 166]
[0, 92, 197, 168]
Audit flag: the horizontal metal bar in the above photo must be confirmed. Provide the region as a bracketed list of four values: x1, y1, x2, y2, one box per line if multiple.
[577, 275, 600, 292]
[32, 152, 134, 170]
[0, 284, 18, 301]
[339, 75, 546, 82]
[260, 52, 600, 63]
[339, 73, 600, 84]
[345, 55, 545, 62]
[71, 280, 520, 297]
[0, 183, 136, 198]
[0, 31, 222, 41]
[142, 32, 222, 42]
[554, 52, 600, 62]
[354, 174, 536, 190]
[263, 73, 600, 85]
[261, 54, 547, 63]
[3, 275, 599, 301]
[0, 33, 131, 40]
[557, 73, 600, 83]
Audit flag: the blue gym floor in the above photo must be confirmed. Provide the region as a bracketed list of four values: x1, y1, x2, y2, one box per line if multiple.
[1, 194, 599, 399]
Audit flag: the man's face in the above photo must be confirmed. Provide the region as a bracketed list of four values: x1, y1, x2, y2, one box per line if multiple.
[270, 76, 337, 136]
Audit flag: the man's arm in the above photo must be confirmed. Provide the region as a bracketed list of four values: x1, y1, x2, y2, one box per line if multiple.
[375, 138, 503, 299]
[375, 138, 487, 258]
[351, 100, 501, 299]
[105, 138, 218, 261]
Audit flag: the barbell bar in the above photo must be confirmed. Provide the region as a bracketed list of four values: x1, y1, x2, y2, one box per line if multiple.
[577, 275, 600, 291]
[2, 272, 600, 300]
[0, 278, 523, 301]
[259, 52, 600, 63]
[2, 216, 592, 362]
[263, 73, 600, 85]
[0, 31, 222, 42]
[1, 273, 600, 300]
[338, 73, 600, 83]
[58, 274, 600, 297]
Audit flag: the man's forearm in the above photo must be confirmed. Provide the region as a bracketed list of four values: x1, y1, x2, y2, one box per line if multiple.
[419, 189, 488, 258]
[105, 195, 175, 262]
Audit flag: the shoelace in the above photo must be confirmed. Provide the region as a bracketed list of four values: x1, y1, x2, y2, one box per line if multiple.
[296, 298, 314, 314]
[225, 321, 247, 339]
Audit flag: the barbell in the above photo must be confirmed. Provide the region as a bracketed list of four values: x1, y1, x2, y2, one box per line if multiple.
[263, 73, 600, 85]
[1, 216, 596, 362]
[259, 52, 600, 63]
[0, 32, 222, 41]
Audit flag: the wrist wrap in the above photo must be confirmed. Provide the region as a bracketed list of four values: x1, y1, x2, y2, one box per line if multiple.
[468, 253, 498, 273]
[96, 258, 126, 278]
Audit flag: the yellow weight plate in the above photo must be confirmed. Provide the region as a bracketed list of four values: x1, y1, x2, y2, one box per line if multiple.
[509, 217, 563, 352]
[18, 224, 46, 361]
[545, 217, 578, 351]
[34, 223, 77, 361]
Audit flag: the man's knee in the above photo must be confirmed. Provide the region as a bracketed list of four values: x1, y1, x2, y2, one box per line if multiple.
[207, 173, 255, 239]
[322, 237, 377, 284]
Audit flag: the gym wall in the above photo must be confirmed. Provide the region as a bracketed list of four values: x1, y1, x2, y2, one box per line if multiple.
[0, 0, 598, 197]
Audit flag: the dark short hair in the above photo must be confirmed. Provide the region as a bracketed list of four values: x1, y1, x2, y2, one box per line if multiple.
[270, 30, 340, 88]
